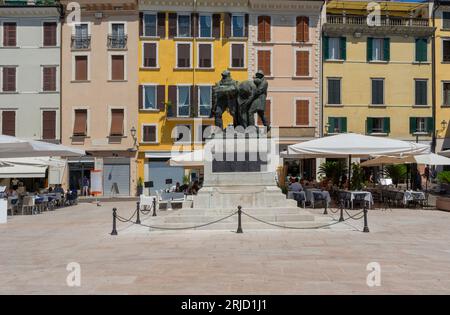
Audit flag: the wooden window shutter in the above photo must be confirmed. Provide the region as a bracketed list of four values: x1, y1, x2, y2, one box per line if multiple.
[3, 23, 16, 46]
[296, 51, 309, 76]
[75, 56, 88, 81]
[42, 111, 56, 140]
[383, 38, 390, 62]
[383, 117, 390, 134]
[43, 67, 57, 91]
[257, 50, 271, 76]
[232, 44, 244, 68]
[73, 110, 87, 136]
[199, 44, 211, 68]
[3, 67, 16, 92]
[138, 85, 143, 110]
[223, 13, 231, 38]
[367, 37, 373, 62]
[158, 12, 166, 38]
[341, 117, 347, 133]
[410, 117, 417, 134]
[2, 111, 15, 136]
[43, 22, 57, 47]
[427, 117, 434, 133]
[296, 17, 308, 42]
[143, 43, 156, 67]
[139, 12, 144, 36]
[258, 16, 271, 42]
[168, 13, 177, 38]
[212, 14, 221, 39]
[143, 125, 156, 142]
[177, 44, 190, 68]
[157, 85, 166, 111]
[244, 14, 249, 37]
[323, 36, 329, 60]
[111, 55, 124, 80]
[191, 13, 199, 37]
[110, 109, 124, 136]
[366, 118, 373, 134]
[296, 100, 309, 125]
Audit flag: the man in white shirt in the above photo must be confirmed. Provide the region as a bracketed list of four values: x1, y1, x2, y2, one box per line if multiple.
[289, 178, 303, 192]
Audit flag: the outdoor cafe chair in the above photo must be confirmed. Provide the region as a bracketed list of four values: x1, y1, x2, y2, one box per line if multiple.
[7, 197, 18, 216]
[21, 196, 36, 215]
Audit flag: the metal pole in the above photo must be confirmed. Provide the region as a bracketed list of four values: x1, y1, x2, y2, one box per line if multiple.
[111, 208, 118, 236]
[135, 201, 141, 224]
[339, 199, 345, 222]
[363, 206, 370, 233]
[152, 197, 157, 217]
[236, 206, 243, 233]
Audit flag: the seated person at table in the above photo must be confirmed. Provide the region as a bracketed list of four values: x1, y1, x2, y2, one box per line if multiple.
[7, 188, 17, 197]
[54, 184, 65, 194]
[289, 178, 303, 192]
[16, 182, 26, 194]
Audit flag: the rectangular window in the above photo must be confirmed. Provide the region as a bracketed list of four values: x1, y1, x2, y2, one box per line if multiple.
[443, 82, 450, 106]
[257, 50, 271, 76]
[177, 14, 191, 37]
[42, 110, 56, 140]
[3, 22, 16, 47]
[328, 117, 347, 134]
[443, 12, 450, 29]
[144, 14, 157, 37]
[410, 117, 433, 134]
[2, 67, 16, 92]
[43, 22, 57, 47]
[198, 43, 212, 68]
[371, 79, 384, 105]
[443, 40, 450, 62]
[368, 37, 389, 62]
[73, 24, 89, 49]
[198, 86, 212, 117]
[329, 37, 341, 60]
[142, 125, 157, 143]
[74, 55, 88, 81]
[43, 66, 57, 92]
[296, 50, 309, 76]
[177, 86, 190, 117]
[110, 109, 124, 136]
[143, 42, 157, 67]
[372, 38, 384, 61]
[415, 80, 427, 106]
[367, 117, 390, 134]
[199, 15, 212, 38]
[177, 43, 191, 68]
[257, 16, 271, 42]
[2, 111, 15, 136]
[73, 109, 87, 136]
[415, 38, 427, 62]
[327, 78, 341, 105]
[109, 23, 126, 49]
[296, 16, 309, 43]
[296, 100, 309, 126]
[231, 43, 245, 68]
[372, 118, 384, 133]
[111, 55, 125, 81]
[232, 14, 245, 37]
[143, 85, 156, 110]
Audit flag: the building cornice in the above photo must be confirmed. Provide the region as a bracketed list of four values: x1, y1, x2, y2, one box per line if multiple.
[323, 24, 435, 38]
[139, 0, 248, 11]
[0, 6, 60, 17]
[249, 0, 323, 11]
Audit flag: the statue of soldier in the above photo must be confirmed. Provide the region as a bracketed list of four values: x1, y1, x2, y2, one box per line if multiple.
[248, 70, 269, 130]
[236, 80, 257, 128]
[211, 70, 239, 129]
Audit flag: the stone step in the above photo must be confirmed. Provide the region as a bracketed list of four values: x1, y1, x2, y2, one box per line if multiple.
[158, 207, 311, 216]
[160, 213, 316, 224]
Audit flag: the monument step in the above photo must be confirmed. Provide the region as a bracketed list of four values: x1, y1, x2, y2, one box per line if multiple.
[159, 207, 310, 216]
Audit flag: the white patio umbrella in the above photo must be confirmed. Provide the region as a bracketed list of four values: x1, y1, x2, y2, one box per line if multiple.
[0, 135, 85, 158]
[361, 153, 450, 167]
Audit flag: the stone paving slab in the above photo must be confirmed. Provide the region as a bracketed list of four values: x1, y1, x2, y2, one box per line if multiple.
[0, 202, 450, 294]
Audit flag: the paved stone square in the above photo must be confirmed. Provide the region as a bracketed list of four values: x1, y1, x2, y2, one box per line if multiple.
[1, 202, 450, 294]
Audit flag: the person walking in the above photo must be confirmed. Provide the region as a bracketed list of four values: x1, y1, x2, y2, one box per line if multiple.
[82, 176, 90, 196]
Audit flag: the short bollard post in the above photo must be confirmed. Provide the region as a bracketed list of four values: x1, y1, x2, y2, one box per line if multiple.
[339, 199, 345, 222]
[152, 197, 157, 217]
[363, 206, 370, 233]
[323, 203, 328, 215]
[236, 206, 243, 234]
[111, 208, 118, 236]
[135, 201, 141, 225]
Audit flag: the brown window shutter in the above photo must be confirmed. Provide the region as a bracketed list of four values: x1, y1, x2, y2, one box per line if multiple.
[157, 12, 166, 38]
[111, 55, 124, 80]
[139, 12, 144, 36]
[75, 56, 88, 81]
[212, 14, 221, 39]
[257, 50, 270, 76]
[199, 44, 211, 68]
[265, 16, 271, 42]
[168, 85, 177, 105]
[191, 13, 198, 37]
[296, 51, 309, 76]
[143, 43, 157, 67]
[232, 44, 244, 68]
[168, 13, 177, 38]
[2, 111, 15, 136]
[73, 109, 87, 136]
[138, 85, 143, 110]
[3, 23, 16, 46]
[43, 22, 57, 46]
[296, 100, 309, 125]
[223, 13, 231, 38]
[244, 14, 249, 37]
[296, 16, 309, 42]
[42, 111, 56, 140]
[157, 85, 165, 110]
[177, 44, 190, 68]
[258, 16, 265, 42]
[143, 125, 156, 142]
[110, 109, 124, 136]
[43, 67, 56, 91]
[3, 67, 16, 92]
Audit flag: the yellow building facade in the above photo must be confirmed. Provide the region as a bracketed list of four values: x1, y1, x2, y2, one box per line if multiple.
[323, 1, 434, 145]
[434, 1, 450, 155]
[138, 0, 249, 191]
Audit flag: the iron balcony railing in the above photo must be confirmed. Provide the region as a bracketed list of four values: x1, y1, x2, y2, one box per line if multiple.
[71, 35, 91, 50]
[326, 14, 429, 27]
[107, 34, 128, 49]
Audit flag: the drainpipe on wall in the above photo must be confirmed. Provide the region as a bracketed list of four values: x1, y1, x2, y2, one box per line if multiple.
[432, 0, 440, 153]
[59, 3, 64, 145]
[319, 0, 326, 138]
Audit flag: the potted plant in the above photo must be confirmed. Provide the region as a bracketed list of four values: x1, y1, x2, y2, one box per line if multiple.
[350, 163, 365, 191]
[384, 164, 407, 187]
[137, 177, 143, 196]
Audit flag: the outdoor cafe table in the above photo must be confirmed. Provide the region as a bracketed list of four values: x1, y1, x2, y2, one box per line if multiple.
[305, 188, 331, 208]
[403, 190, 426, 206]
[341, 190, 374, 209]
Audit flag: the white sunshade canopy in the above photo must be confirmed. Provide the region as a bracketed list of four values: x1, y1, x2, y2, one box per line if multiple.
[0, 164, 47, 178]
[360, 153, 450, 167]
[0, 135, 85, 158]
[287, 133, 429, 158]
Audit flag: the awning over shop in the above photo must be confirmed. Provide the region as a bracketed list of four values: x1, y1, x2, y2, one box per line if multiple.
[0, 164, 47, 178]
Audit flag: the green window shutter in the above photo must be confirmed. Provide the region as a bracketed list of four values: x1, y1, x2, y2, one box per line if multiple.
[427, 117, 434, 133]
[367, 117, 373, 134]
[341, 117, 347, 133]
[383, 117, 390, 134]
[410, 117, 417, 134]
[383, 38, 390, 62]
[340, 37, 346, 61]
[328, 117, 335, 134]
[367, 37, 373, 62]
[415, 38, 427, 62]
[323, 36, 329, 60]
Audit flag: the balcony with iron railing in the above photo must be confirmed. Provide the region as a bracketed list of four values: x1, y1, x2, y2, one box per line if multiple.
[107, 34, 128, 50]
[326, 14, 430, 27]
[71, 35, 91, 50]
